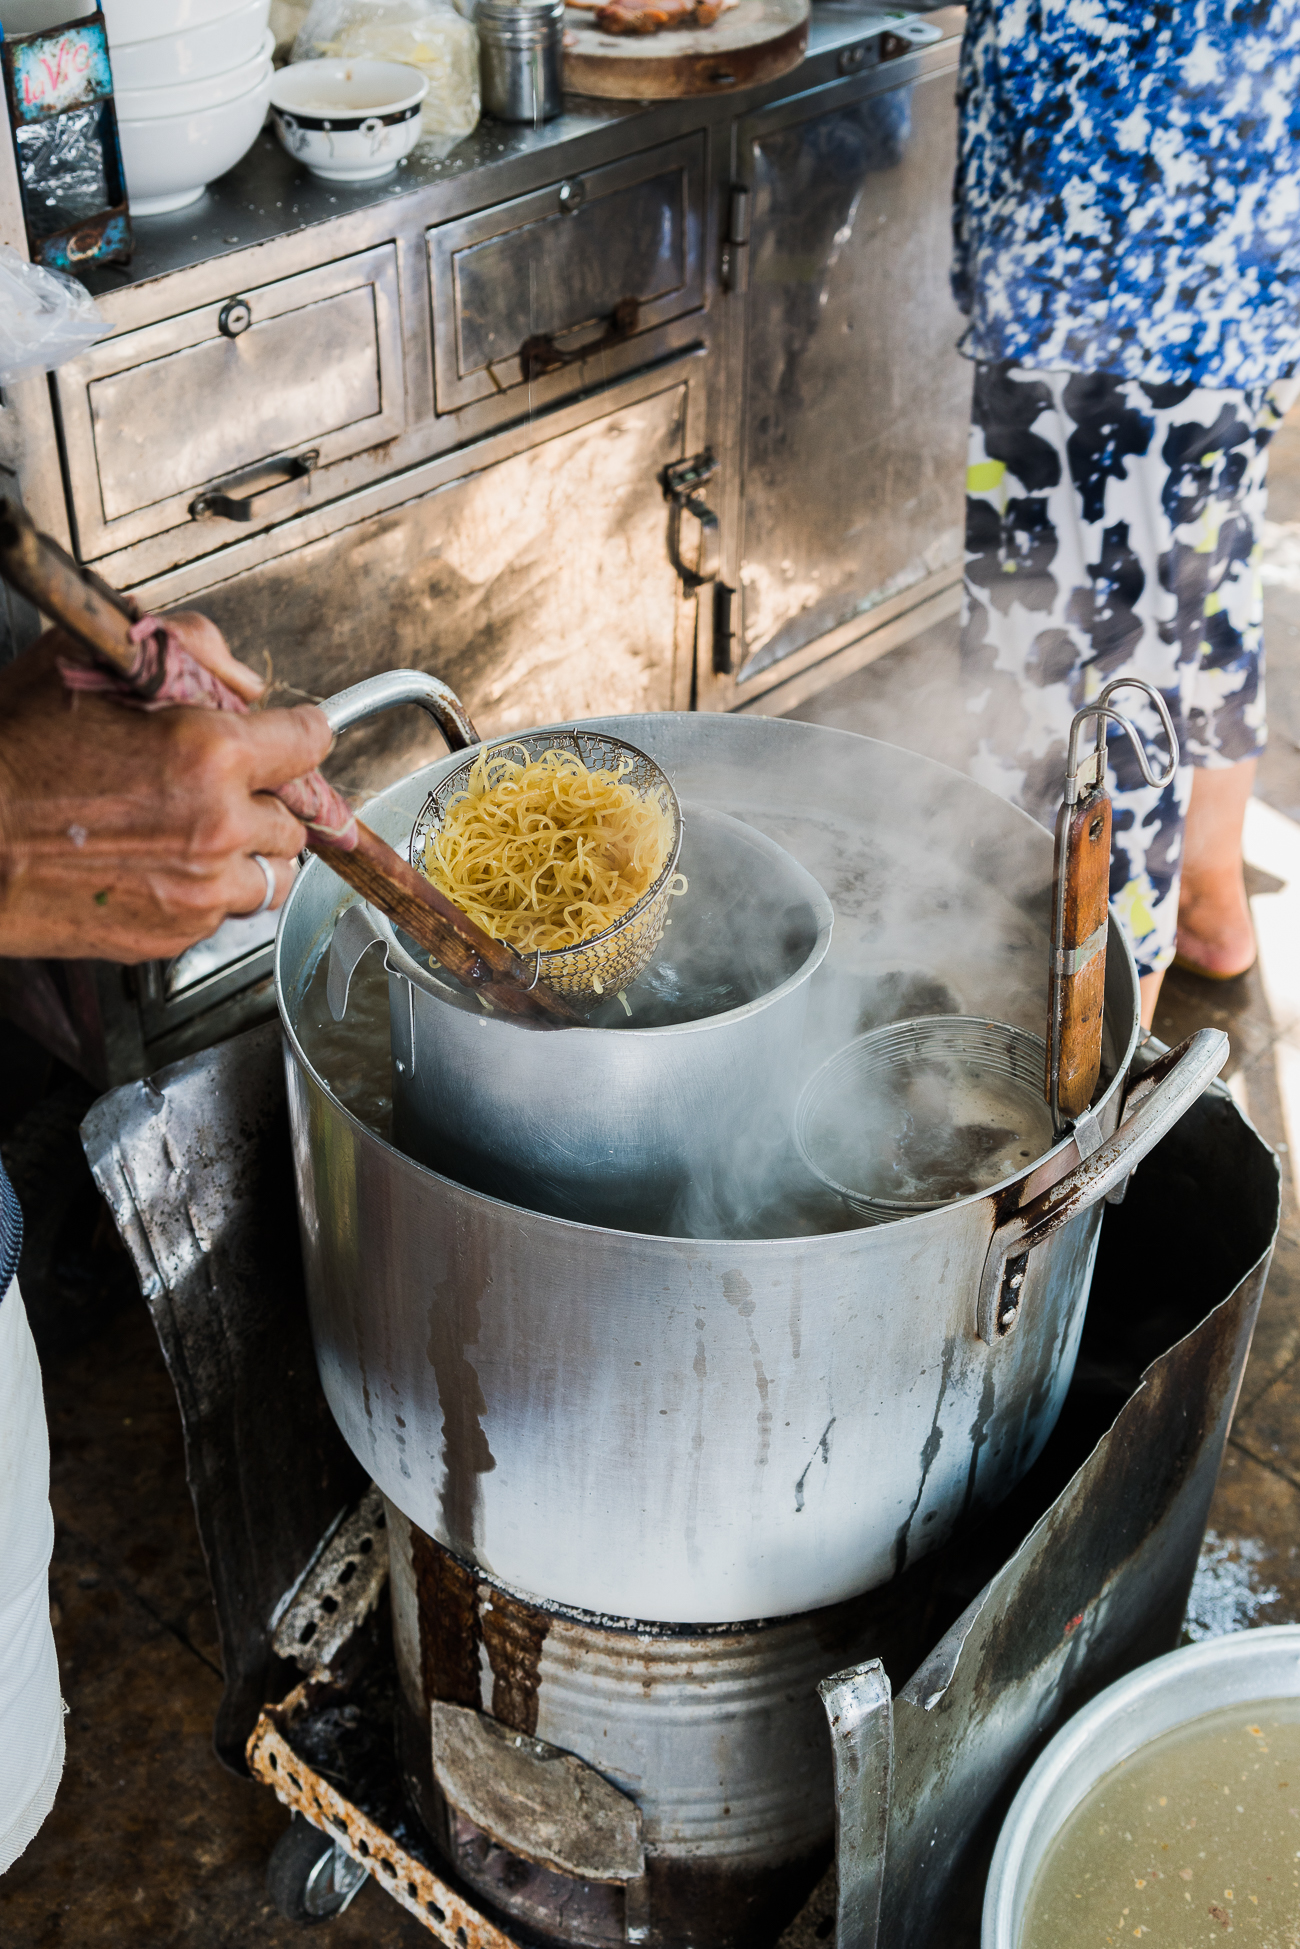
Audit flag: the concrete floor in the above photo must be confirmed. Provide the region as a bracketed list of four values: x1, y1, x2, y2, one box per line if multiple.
[5, 417, 1300, 1942]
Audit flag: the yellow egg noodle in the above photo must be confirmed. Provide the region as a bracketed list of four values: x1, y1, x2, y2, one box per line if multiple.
[421, 744, 682, 954]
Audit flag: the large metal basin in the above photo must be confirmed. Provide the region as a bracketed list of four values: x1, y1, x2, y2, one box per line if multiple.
[277, 697, 1225, 1623]
[984, 1628, 1300, 1949]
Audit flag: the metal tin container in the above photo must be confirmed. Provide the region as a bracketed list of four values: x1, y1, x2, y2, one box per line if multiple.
[983, 1627, 1300, 1949]
[386, 1507, 883, 1947]
[276, 683, 1227, 1624]
[477, 0, 564, 123]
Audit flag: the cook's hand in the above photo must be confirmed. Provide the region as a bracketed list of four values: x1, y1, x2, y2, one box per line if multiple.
[0, 619, 332, 962]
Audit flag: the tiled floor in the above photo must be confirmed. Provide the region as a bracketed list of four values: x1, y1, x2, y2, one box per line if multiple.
[6, 419, 1300, 1944]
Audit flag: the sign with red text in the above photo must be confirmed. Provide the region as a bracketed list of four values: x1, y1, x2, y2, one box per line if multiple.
[6, 13, 112, 124]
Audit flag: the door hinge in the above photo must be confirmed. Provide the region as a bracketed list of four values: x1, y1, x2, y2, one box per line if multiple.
[721, 184, 750, 293]
[713, 582, 736, 676]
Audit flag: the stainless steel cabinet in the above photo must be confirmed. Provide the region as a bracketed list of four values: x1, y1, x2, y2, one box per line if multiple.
[1, 9, 968, 1084]
[711, 45, 967, 710]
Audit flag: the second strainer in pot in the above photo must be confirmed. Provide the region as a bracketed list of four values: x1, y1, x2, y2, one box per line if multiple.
[795, 1016, 1056, 1218]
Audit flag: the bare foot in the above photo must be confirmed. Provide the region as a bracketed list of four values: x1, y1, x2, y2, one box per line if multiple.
[1174, 896, 1256, 978]
[1174, 760, 1258, 979]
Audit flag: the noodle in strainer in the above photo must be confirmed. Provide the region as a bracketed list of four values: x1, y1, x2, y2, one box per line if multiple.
[410, 730, 685, 1004]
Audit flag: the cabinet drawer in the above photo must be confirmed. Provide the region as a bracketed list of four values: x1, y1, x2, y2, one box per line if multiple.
[57, 243, 404, 561]
[429, 135, 705, 416]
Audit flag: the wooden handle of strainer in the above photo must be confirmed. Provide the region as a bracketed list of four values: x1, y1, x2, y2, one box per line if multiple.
[1047, 786, 1111, 1121]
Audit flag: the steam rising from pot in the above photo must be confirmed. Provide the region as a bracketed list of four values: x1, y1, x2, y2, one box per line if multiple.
[297, 731, 1073, 1242]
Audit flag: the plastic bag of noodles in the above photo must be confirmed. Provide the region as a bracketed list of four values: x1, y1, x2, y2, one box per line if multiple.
[291, 0, 479, 136]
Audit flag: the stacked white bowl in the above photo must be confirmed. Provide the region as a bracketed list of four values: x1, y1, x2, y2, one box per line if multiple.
[103, 0, 275, 216]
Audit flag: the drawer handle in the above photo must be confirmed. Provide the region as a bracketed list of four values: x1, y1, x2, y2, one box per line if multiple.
[190, 450, 320, 523]
[519, 296, 639, 384]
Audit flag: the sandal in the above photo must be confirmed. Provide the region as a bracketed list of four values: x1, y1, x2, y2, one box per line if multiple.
[1172, 949, 1257, 982]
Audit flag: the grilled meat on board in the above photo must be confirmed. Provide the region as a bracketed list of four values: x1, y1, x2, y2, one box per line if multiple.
[590, 0, 723, 32]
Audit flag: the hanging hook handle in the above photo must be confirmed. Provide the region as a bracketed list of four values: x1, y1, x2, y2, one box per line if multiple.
[1064, 677, 1179, 804]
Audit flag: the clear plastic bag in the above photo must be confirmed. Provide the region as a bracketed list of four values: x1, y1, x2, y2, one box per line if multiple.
[0, 245, 108, 386]
[271, 0, 314, 58]
[292, 0, 480, 137]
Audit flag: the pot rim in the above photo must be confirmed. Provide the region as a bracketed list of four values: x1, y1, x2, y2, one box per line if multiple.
[982, 1625, 1300, 1949]
[278, 901, 1138, 1245]
[275, 714, 1143, 1244]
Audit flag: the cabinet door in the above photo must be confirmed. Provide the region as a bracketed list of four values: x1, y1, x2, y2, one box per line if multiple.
[719, 46, 967, 706]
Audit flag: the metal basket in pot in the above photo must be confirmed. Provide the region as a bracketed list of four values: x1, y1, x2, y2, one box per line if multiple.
[796, 1016, 1055, 1217]
[409, 728, 683, 1004]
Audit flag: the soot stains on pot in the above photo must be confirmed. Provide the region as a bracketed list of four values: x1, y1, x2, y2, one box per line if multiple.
[961, 1364, 998, 1518]
[794, 1417, 836, 1513]
[426, 1272, 497, 1562]
[722, 1270, 773, 1468]
[894, 1335, 957, 1575]
[721, 1271, 754, 1311]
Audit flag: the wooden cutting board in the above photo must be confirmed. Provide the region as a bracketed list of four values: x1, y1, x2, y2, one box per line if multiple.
[563, 0, 809, 99]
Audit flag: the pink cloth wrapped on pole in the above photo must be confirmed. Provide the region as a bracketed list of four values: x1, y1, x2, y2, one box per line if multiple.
[58, 614, 359, 850]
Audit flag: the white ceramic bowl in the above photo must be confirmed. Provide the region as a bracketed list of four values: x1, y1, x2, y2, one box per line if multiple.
[108, 0, 271, 90]
[119, 65, 272, 216]
[983, 1626, 1300, 1948]
[114, 30, 274, 119]
[269, 58, 427, 183]
[102, 0, 256, 40]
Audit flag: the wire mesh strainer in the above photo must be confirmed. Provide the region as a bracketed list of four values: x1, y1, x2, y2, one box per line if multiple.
[795, 1017, 1056, 1216]
[409, 729, 683, 1004]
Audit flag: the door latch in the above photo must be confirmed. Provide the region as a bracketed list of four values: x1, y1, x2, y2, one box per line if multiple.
[662, 451, 720, 588]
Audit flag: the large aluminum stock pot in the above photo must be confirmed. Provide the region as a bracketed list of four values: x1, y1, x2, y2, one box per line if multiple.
[277, 676, 1227, 1623]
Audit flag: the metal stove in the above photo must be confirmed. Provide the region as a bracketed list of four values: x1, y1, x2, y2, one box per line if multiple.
[84, 1020, 1280, 1949]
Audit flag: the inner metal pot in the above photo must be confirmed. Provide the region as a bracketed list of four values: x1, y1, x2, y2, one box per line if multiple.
[276, 676, 1226, 1623]
[332, 800, 834, 1233]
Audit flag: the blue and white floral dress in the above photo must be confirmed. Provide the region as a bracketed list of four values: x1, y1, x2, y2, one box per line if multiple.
[954, 0, 1300, 974]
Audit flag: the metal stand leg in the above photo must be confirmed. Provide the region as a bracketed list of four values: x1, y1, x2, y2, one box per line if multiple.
[817, 1660, 893, 1949]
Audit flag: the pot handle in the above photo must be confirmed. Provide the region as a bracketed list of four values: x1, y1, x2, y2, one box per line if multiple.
[976, 1028, 1229, 1344]
[326, 900, 385, 1021]
[319, 669, 480, 753]
[318, 673, 478, 1020]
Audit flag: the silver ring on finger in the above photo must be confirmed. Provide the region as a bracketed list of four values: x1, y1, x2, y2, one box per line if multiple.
[243, 853, 277, 919]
